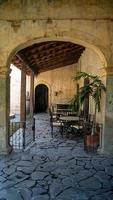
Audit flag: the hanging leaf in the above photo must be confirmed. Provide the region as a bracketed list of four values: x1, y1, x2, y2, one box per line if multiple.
[73, 71, 97, 81]
[71, 71, 106, 120]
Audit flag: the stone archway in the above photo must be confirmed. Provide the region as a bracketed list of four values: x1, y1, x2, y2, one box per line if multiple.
[1, 0, 113, 155]
[6, 34, 108, 120]
[7, 34, 107, 69]
[35, 84, 49, 113]
[1, 32, 110, 154]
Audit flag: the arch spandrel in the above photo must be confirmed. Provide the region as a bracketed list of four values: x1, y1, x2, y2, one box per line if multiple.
[6, 30, 108, 71]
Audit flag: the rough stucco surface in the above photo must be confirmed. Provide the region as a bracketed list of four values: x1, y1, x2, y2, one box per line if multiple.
[0, 0, 113, 153]
[34, 64, 77, 106]
[0, 75, 9, 153]
[0, 0, 112, 66]
[103, 76, 113, 153]
[0, 0, 113, 20]
[79, 48, 106, 124]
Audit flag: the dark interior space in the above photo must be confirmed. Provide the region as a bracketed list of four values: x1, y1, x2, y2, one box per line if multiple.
[35, 84, 48, 113]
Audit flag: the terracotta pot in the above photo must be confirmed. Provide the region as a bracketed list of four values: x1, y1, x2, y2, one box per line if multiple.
[84, 134, 99, 149]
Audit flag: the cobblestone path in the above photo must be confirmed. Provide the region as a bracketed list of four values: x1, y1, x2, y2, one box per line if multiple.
[0, 113, 113, 200]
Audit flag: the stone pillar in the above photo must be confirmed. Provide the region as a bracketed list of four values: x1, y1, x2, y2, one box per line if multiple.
[30, 71, 34, 118]
[26, 91, 30, 115]
[20, 68, 26, 122]
[0, 68, 11, 154]
[102, 67, 113, 153]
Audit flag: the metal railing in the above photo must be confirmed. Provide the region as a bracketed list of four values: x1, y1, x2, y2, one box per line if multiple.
[9, 118, 36, 151]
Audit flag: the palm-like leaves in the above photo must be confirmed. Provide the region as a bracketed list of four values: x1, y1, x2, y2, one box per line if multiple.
[79, 84, 93, 105]
[73, 71, 97, 81]
[71, 94, 80, 111]
[92, 80, 106, 112]
[72, 72, 106, 115]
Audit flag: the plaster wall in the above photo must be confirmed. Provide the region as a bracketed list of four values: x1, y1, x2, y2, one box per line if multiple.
[0, 0, 113, 153]
[34, 63, 77, 107]
[0, 0, 113, 20]
[78, 48, 106, 124]
[0, 0, 112, 68]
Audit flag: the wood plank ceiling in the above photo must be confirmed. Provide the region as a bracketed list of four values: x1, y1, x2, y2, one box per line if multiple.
[12, 41, 85, 75]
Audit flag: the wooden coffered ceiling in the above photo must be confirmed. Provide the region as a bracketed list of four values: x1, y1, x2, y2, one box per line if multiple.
[12, 41, 85, 75]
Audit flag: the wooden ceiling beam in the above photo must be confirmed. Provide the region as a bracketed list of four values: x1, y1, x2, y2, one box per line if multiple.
[18, 52, 36, 73]
[28, 44, 82, 58]
[22, 42, 79, 55]
[38, 57, 78, 70]
[13, 41, 85, 74]
[20, 51, 84, 73]
[33, 47, 84, 60]
[35, 52, 82, 66]
[22, 47, 84, 66]
[12, 55, 32, 75]
[31, 41, 76, 51]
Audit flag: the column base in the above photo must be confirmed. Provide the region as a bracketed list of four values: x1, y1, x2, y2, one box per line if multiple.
[97, 146, 104, 154]
[0, 145, 12, 155]
[97, 146, 113, 155]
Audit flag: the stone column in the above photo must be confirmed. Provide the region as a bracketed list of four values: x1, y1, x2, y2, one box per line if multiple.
[102, 67, 113, 153]
[20, 68, 26, 122]
[0, 68, 11, 154]
[30, 71, 34, 118]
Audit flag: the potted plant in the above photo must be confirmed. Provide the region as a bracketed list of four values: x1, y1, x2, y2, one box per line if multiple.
[72, 71, 106, 150]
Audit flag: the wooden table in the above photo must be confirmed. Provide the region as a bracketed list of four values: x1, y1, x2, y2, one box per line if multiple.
[60, 116, 79, 122]
[10, 113, 15, 119]
[59, 116, 84, 135]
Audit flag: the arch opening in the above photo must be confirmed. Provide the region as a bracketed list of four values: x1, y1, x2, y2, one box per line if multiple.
[35, 84, 49, 113]
[8, 37, 107, 122]
[7, 36, 108, 154]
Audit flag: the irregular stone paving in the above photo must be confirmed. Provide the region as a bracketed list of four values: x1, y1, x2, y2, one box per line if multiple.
[0, 113, 113, 200]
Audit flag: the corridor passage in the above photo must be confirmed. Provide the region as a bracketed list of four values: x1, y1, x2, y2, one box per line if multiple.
[0, 113, 113, 200]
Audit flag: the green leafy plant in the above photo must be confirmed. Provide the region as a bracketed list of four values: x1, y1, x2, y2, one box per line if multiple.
[72, 71, 106, 122]
[70, 94, 80, 112]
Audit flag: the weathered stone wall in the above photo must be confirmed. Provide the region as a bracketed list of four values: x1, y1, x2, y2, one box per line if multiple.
[0, 69, 10, 154]
[34, 63, 77, 107]
[0, 0, 113, 153]
[0, 0, 112, 68]
[0, 0, 113, 20]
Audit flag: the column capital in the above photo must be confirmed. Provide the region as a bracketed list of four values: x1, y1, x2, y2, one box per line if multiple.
[0, 67, 8, 77]
[30, 70, 35, 76]
[104, 67, 113, 75]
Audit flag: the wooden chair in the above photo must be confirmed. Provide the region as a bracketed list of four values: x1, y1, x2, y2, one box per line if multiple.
[49, 109, 63, 138]
[70, 116, 84, 136]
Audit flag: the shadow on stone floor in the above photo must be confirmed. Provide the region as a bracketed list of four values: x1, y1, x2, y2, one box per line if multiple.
[0, 113, 113, 200]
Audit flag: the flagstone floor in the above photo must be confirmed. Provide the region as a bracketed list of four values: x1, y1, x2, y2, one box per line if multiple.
[0, 113, 113, 200]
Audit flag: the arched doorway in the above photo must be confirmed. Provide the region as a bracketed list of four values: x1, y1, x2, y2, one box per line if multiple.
[6, 35, 108, 154]
[35, 84, 48, 113]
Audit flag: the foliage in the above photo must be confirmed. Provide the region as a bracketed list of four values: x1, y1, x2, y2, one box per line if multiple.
[73, 71, 97, 81]
[70, 94, 80, 111]
[72, 71, 106, 115]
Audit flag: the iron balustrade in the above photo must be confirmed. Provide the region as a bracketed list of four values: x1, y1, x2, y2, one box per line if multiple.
[9, 118, 36, 151]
